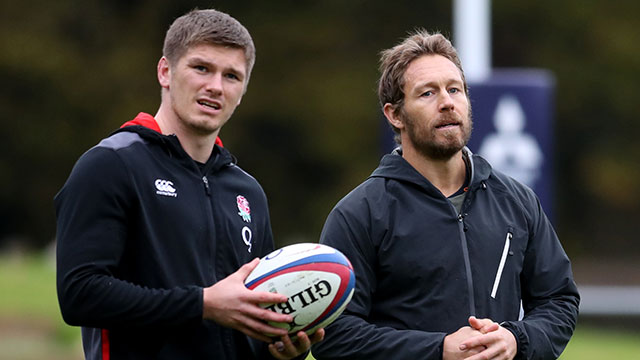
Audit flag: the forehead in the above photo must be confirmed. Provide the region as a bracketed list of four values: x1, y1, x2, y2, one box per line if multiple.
[404, 54, 463, 88]
[178, 43, 247, 71]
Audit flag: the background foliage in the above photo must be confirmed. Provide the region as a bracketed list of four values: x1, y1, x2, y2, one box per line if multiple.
[1, 0, 639, 266]
[1, 0, 639, 358]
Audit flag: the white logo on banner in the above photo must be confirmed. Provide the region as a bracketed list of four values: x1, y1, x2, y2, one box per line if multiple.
[478, 95, 543, 188]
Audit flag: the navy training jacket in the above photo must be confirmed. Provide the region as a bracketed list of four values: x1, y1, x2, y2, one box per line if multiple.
[55, 114, 276, 359]
[312, 149, 579, 360]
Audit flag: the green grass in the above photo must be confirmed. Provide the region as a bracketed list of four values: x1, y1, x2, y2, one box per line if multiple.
[0, 251, 82, 360]
[559, 325, 640, 359]
[1, 251, 639, 360]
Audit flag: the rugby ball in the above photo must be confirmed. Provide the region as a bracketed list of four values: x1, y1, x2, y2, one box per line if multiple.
[244, 243, 355, 336]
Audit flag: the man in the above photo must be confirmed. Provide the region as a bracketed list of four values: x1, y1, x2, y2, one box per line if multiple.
[55, 9, 322, 359]
[311, 30, 579, 360]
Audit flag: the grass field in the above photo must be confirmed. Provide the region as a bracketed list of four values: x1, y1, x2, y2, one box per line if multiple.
[1, 251, 638, 360]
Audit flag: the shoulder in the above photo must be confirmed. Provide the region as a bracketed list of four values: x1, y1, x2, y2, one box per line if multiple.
[328, 177, 387, 222]
[73, 131, 149, 170]
[475, 156, 542, 222]
[55, 134, 140, 206]
[94, 131, 146, 151]
[227, 162, 261, 186]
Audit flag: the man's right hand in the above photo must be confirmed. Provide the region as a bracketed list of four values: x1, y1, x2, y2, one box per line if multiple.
[443, 317, 500, 360]
[202, 258, 293, 343]
[443, 326, 486, 360]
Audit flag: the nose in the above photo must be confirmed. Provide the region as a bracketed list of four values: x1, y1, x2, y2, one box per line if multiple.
[438, 91, 455, 112]
[205, 73, 223, 95]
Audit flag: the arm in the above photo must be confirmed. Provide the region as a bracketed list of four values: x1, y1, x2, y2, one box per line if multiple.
[55, 148, 294, 337]
[311, 207, 449, 360]
[55, 148, 203, 328]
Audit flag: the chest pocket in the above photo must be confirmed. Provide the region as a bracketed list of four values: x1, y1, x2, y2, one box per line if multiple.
[487, 225, 527, 300]
[491, 230, 512, 298]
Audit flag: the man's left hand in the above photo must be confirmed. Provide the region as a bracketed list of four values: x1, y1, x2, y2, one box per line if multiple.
[268, 329, 325, 360]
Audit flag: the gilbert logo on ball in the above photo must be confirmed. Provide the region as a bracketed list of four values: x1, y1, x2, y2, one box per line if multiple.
[244, 243, 355, 336]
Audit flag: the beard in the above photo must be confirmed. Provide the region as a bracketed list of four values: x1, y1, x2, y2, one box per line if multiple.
[402, 108, 473, 161]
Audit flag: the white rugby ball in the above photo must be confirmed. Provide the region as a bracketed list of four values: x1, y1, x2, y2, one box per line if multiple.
[244, 243, 355, 336]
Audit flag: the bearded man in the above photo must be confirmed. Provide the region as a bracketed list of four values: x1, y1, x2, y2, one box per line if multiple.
[311, 30, 579, 360]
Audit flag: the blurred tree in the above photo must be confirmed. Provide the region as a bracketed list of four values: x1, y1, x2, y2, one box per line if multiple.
[493, 0, 640, 257]
[1, 0, 638, 263]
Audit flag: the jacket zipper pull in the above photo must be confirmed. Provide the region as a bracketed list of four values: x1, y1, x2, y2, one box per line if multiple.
[202, 176, 211, 196]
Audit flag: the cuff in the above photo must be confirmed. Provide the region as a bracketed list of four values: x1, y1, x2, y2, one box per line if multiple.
[500, 321, 527, 360]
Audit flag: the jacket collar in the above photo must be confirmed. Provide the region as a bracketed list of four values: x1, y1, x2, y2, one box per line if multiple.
[370, 146, 492, 195]
[120, 112, 224, 148]
[115, 112, 234, 173]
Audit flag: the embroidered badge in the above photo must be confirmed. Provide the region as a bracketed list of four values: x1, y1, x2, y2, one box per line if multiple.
[236, 195, 251, 223]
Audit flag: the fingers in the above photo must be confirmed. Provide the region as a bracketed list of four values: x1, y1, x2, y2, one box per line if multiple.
[460, 329, 515, 360]
[292, 331, 311, 352]
[460, 333, 490, 351]
[468, 316, 499, 334]
[232, 313, 289, 340]
[268, 332, 310, 360]
[238, 298, 292, 323]
[309, 328, 325, 344]
[250, 289, 289, 305]
[267, 328, 326, 359]
[463, 343, 506, 360]
[235, 257, 261, 280]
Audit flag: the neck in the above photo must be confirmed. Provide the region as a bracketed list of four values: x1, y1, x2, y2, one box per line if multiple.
[155, 103, 219, 163]
[402, 145, 466, 197]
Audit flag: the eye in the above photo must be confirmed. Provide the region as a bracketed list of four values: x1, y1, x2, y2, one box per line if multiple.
[225, 72, 240, 81]
[449, 87, 460, 94]
[421, 90, 433, 97]
[193, 65, 208, 73]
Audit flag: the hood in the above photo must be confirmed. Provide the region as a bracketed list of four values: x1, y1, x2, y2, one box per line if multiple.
[369, 147, 492, 194]
[120, 112, 224, 147]
[115, 112, 234, 172]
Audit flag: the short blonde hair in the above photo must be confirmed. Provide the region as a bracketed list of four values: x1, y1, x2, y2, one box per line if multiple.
[163, 9, 256, 85]
[378, 30, 468, 138]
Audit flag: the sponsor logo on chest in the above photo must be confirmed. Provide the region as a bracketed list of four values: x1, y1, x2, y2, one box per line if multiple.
[155, 179, 177, 197]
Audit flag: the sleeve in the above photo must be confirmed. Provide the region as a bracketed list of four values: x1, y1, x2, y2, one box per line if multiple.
[54, 147, 203, 329]
[311, 201, 447, 360]
[501, 193, 580, 360]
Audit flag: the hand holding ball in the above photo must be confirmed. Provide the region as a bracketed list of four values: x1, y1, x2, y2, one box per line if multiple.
[245, 243, 355, 336]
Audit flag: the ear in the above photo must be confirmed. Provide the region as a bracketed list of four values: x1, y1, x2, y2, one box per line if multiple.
[383, 103, 404, 130]
[157, 57, 171, 89]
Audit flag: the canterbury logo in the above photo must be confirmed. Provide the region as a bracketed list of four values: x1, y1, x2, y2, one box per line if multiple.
[155, 179, 177, 197]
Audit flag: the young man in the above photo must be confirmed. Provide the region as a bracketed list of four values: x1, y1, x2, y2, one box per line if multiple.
[55, 9, 322, 359]
[311, 30, 579, 360]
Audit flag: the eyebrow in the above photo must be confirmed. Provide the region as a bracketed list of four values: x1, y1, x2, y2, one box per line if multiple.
[411, 79, 463, 94]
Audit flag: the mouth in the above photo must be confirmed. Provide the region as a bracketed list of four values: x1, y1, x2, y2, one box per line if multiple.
[197, 99, 221, 110]
[435, 121, 461, 129]
[434, 114, 463, 129]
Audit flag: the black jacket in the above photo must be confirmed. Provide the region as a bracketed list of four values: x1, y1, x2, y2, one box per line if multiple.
[312, 149, 579, 360]
[55, 114, 275, 359]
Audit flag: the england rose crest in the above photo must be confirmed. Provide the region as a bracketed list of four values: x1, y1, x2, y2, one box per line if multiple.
[236, 195, 251, 223]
